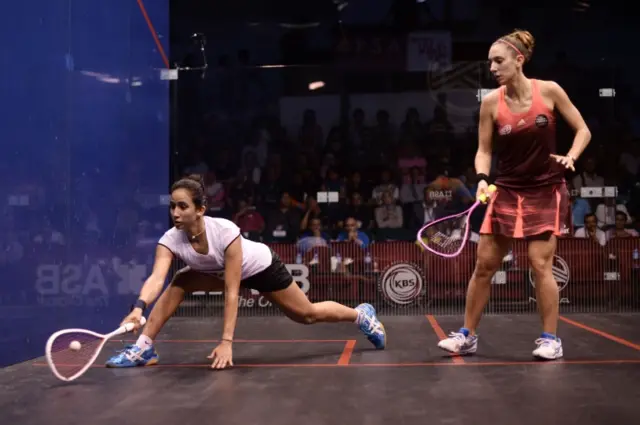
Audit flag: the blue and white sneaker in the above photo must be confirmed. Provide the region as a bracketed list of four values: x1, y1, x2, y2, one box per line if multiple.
[532, 336, 563, 360]
[437, 330, 478, 355]
[355, 303, 386, 349]
[105, 344, 159, 368]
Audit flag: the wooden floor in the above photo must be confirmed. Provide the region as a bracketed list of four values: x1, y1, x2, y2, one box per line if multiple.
[2, 314, 639, 425]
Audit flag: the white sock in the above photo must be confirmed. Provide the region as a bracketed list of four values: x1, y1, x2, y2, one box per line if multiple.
[135, 335, 153, 351]
[354, 307, 365, 325]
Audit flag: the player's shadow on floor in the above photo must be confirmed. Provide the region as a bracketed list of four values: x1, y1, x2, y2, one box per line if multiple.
[47, 380, 102, 389]
[434, 352, 527, 362]
[229, 350, 348, 366]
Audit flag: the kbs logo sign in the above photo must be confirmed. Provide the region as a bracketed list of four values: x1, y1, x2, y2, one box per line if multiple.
[378, 262, 425, 306]
[528, 255, 570, 304]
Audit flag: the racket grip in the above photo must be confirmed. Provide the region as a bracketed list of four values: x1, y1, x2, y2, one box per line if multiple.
[123, 316, 147, 332]
[478, 184, 497, 203]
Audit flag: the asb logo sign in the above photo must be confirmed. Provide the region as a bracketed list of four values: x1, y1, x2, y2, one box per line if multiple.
[528, 255, 570, 304]
[378, 262, 424, 306]
[34, 262, 148, 307]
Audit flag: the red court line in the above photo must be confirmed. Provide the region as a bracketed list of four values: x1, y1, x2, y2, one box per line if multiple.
[337, 340, 356, 365]
[136, 0, 170, 69]
[559, 316, 640, 351]
[33, 359, 640, 369]
[109, 339, 348, 344]
[425, 315, 465, 364]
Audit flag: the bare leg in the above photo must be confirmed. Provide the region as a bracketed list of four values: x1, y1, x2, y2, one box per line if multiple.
[463, 234, 512, 334]
[143, 269, 223, 339]
[264, 281, 385, 349]
[263, 281, 358, 324]
[528, 233, 559, 335]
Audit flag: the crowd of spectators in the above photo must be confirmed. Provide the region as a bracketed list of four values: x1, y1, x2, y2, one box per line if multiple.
[182, 102, 640, 255]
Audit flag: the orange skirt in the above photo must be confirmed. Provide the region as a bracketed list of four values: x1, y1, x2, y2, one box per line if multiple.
[480, 182, 570, 238]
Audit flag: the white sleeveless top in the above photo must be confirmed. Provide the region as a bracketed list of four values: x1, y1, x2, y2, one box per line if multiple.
[158, 216, 272, 280]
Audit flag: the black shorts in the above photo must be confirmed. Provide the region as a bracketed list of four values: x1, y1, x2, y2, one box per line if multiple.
[241, 250, 293, 293]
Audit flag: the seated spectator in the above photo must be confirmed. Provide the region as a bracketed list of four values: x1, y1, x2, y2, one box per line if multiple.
[182, 149, 209, 175]
[319, 152, 337, 180]
[298, 108, 324, 152]
[568, 181, 591, 228]
[263, 192, 302, 242]
[300, 196, 328, 231]
[400, 166, 427, 204]
[337, 217, 370, 248]
[397, 144, 427, 183]
[242, 127, 270, 168]
[370, 109, 396, 146]
[287, 172, 308, 208]
[619, 139, 639, 177]
[572, 156, 604, 191]
[258, 166, 283, 208]
[226, 168, 255, 211]
[345, 171, 369, 200]
[233, 197, 265, 235]
[212, 147, 235, 182]
[338, 192, 373, 230]
[203, 172, 226, 213]
[460, 166, 478, 196]
[574, 213, 606, 246]
[348, 108, 371, 150]
[409, 186, 439, 229]
[372, 169, 399, 205]
[425, 172, 474, 215]
[399, 107, 424, 145]
[0, 231, 24, 265]
[374, 191, 403, 229]
[297, 218, 330, 253]
[426, 105, 454, 138]
[242, 150, 262, 185]
[322, 168, 344, 193]
[607, 211, 639, 239]
[33, 217, 65, 247]
[594, 196, 632, 229]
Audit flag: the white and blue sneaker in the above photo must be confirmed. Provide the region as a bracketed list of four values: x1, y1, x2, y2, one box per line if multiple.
[105, 344, 159, 368]
[355, 303, 386, 349]
[437, 330, 478, 355]
[532, 336, 563, 360]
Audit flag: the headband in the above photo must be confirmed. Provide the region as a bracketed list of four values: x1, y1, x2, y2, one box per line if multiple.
[497, 38, 524, 58]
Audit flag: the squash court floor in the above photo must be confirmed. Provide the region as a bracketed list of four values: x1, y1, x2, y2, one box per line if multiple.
[1, 314, 639, 425]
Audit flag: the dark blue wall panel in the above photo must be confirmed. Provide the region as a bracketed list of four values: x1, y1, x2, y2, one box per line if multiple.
[0, 0, 170, 367]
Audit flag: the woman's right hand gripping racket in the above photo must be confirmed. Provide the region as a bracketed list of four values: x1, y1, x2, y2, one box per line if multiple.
[417, 184, 497, 258]
[45, 316, 146, 382]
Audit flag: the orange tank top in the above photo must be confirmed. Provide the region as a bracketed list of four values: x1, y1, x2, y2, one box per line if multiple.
[493, 79, 565, 188]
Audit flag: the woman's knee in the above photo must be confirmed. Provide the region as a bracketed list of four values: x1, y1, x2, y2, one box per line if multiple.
[474, 249, 504, 279]
[286, 306, 317, 325]
[264, 281, 318, 325]
[528, 236, 556, 279]
[474, 257, 501, 280]
[529, 254, 553, 279]
[474, 235, 511, 279]
[299, 311, 318, 325]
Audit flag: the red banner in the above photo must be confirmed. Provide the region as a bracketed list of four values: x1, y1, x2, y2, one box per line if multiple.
[264, 239, 640, 309]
